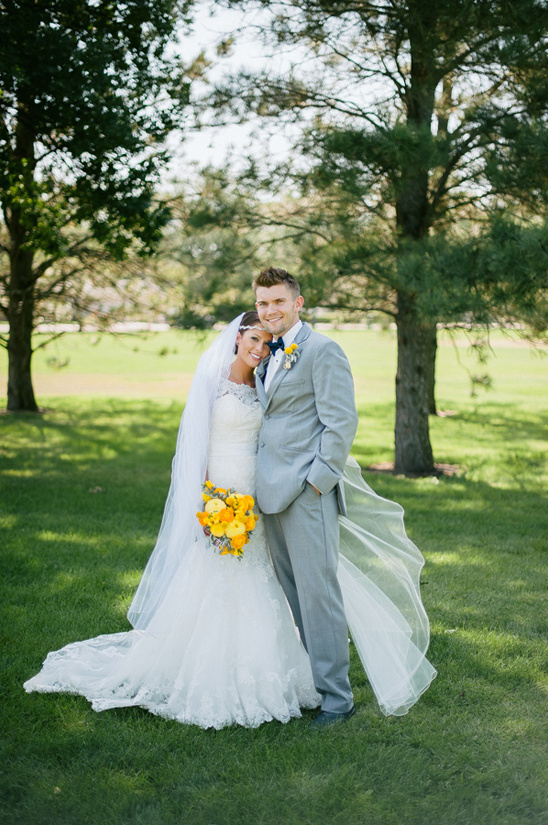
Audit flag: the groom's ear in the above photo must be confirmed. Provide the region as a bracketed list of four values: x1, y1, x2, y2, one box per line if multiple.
[296, 295, 304, 312]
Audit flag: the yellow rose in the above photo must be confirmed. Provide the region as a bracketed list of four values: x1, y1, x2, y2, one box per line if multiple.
[225, 519, 246, 538]
[245, 515, 256, 531]
[209, 522, 226, 538]
[205, 498, 225, 514]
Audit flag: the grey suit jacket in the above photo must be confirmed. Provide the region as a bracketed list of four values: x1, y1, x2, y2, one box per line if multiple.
[255, 322, 358, 515]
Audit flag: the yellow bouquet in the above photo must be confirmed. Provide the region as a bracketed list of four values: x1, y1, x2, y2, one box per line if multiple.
[196, 480, 258, 558]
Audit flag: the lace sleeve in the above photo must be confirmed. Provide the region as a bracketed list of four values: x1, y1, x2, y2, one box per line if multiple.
[217, 378, 259, 407]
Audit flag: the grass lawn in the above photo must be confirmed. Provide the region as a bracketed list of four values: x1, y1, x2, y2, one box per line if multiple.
[1, 328, 547, 825]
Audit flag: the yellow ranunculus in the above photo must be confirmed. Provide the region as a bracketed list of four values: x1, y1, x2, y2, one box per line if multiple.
[209, 522, 226, 538]
[225, 519, 246, 538]
[205, 498, 225, 513]
[230, 533, 246, 551]
[219, 507, 235, 523]
[245, 516, 256, 531]
[196, 511, 209, 527]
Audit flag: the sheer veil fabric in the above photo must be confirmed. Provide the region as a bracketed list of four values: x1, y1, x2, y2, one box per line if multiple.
[127, 315, 245, 630]
[339, 459, 436, 715]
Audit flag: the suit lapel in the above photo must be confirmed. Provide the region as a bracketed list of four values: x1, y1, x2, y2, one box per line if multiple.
[263, 323, 312, 408]
[255, 356, 269, 408]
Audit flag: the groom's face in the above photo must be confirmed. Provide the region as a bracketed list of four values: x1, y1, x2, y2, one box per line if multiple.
[255, 284, 304, 338]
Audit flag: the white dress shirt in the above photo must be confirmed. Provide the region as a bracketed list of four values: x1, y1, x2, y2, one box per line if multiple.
[264, 320, 302, 392]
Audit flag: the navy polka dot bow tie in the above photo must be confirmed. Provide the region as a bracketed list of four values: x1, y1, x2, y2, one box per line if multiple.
[267, 338, 285, 354]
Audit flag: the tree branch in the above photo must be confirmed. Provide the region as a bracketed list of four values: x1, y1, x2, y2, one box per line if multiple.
[32, 331, 67, 352]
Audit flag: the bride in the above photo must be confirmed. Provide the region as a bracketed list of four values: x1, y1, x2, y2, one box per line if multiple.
[24, 312, 436, 728]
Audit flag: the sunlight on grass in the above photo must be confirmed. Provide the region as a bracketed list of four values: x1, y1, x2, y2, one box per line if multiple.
[1, 330, 547, 825]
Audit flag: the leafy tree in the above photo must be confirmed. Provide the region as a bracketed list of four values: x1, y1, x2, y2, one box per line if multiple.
[0, 0, 192, 411]
[211, 0, 548, 473]
[161, 167, 323, 325]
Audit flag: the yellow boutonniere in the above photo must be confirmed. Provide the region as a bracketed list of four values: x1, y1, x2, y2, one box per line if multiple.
[282, 343, 300, 370]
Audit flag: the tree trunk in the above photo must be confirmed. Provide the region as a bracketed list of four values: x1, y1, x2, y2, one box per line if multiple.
[394, 292, 435, 474]
[7, 267, 38, 412]
[425, 321, 437, 415]
[391, 13, 440, 464]
[5, 97, 39, 412]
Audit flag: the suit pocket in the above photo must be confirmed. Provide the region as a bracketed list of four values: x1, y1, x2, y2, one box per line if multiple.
[274, 377, 306, 413]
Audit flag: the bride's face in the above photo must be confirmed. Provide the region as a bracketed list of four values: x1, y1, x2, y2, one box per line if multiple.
[235, 328, 272, 369]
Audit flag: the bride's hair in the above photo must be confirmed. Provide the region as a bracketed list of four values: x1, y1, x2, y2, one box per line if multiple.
[234, 310, 262, 353]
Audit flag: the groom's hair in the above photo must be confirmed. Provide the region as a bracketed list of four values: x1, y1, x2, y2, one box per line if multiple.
[253, 267, 301, 299]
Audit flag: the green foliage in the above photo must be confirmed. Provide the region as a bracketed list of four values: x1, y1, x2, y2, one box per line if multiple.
[162, 168, 315, 325]
[0, 0, 192, 330]
[209, 0, 548, 329]
[1, 330, 547, 824]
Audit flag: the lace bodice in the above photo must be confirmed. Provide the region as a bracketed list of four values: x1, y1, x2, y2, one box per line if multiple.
[207, 378, 263, 494]
[205, 377, 272, 576]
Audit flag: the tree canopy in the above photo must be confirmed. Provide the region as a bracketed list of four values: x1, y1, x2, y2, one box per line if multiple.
[207, 0, 548, 472]
[0, 0, 191, 410]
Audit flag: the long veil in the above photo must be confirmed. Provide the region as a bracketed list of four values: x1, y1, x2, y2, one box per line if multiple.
[127, 315, 245, 630]
[338, 458, 437, 716]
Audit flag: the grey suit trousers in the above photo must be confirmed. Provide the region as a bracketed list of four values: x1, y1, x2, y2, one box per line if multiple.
[264, 482, 353, 714]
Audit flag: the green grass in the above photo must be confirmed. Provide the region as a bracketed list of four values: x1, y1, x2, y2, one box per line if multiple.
[1, 329, 547, 825]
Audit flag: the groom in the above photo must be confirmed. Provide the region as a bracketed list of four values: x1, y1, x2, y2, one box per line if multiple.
[253, 266, 359, 728]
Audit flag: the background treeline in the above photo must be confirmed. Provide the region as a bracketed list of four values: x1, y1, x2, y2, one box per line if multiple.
[2, 0, 548, 474]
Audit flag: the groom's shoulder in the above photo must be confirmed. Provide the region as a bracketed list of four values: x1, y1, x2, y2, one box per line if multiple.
[302, 323, 331, 345]
[303, 325, 346, 355]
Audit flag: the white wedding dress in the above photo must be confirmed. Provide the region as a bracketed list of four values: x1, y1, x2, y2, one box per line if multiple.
[24, 379, 321, 729]
[25, 377, 437, 724]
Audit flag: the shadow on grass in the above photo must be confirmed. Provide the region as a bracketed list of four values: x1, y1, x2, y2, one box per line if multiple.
[353, 399, 548, 470]
[2, 398, 182, 467]
[440, 402, 548, 443]
[3, 398, 547, 701]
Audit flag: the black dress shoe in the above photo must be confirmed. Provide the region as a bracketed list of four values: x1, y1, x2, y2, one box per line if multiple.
[311, 705, 356, 729]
